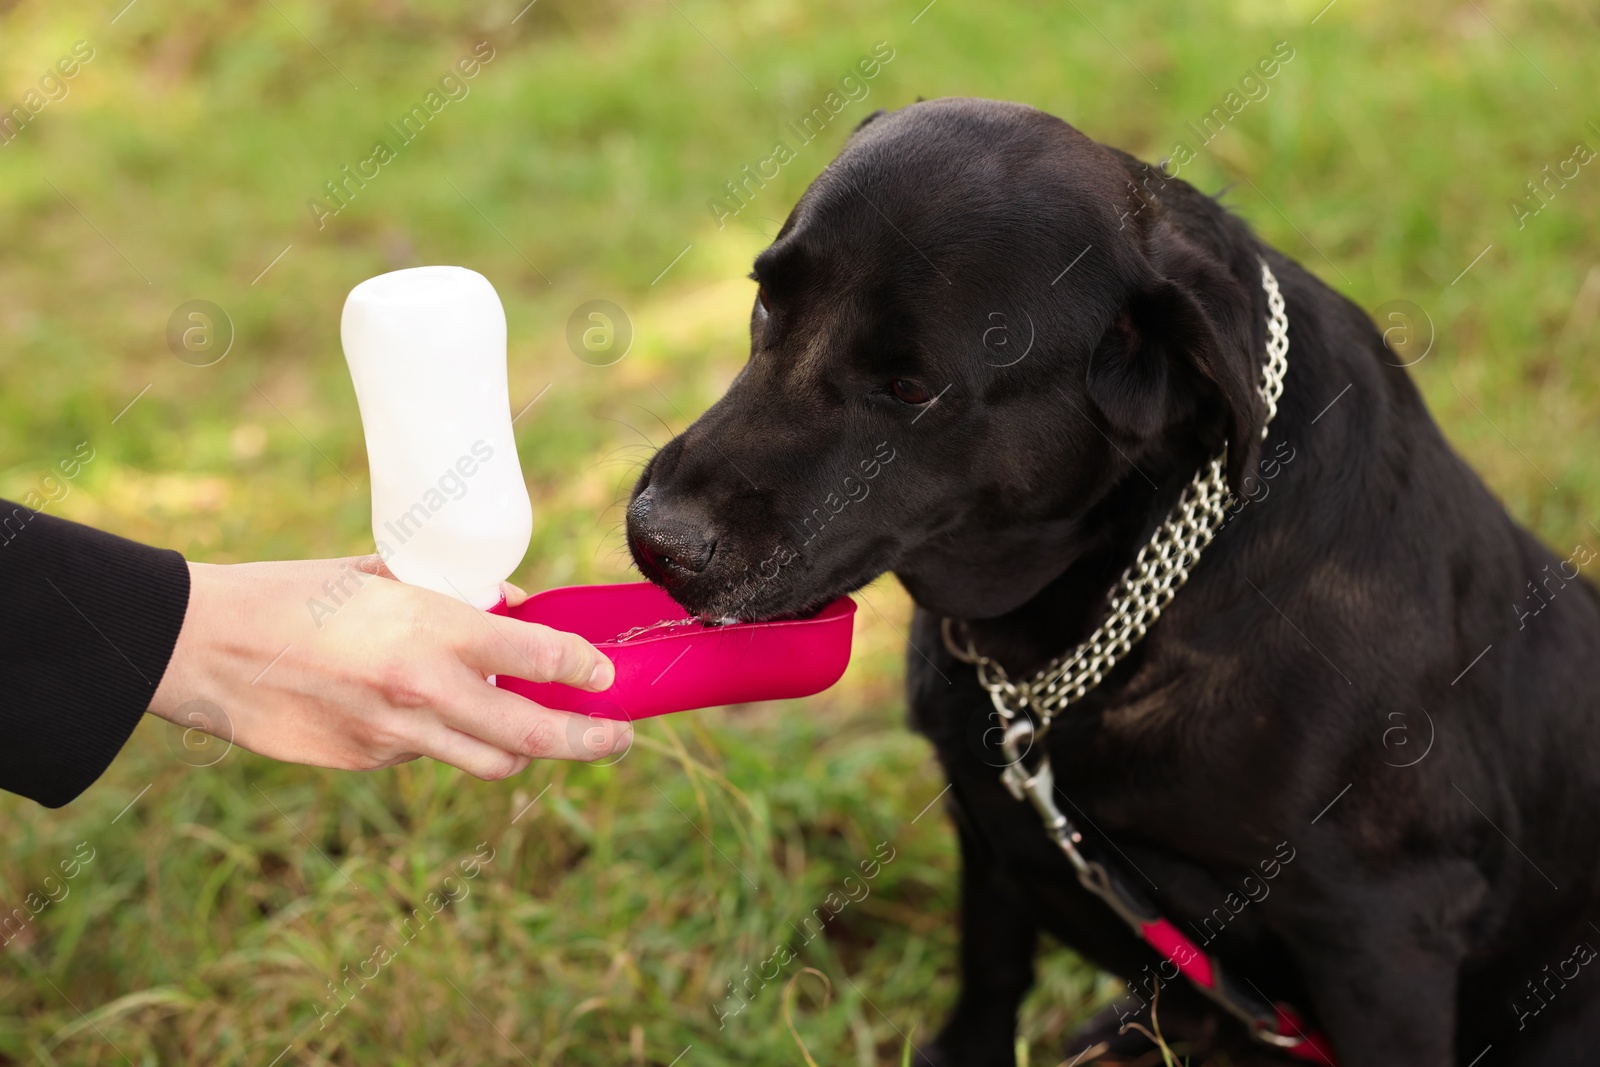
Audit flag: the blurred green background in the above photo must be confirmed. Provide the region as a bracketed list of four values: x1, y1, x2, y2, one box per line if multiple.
[1, 0, 1596, 1063]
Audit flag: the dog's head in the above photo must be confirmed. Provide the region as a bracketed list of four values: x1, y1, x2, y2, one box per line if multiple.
[627, 98, 1267, 622]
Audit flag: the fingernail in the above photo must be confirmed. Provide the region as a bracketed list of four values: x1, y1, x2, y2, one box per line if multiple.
[588, 659, 615, 690]
[610, 724, 634, 754]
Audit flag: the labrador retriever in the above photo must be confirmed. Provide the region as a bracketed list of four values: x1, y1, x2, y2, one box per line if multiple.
[625, 97, 1600, 1066]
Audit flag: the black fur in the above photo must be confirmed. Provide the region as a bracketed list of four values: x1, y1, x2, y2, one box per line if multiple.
[626, 98, 1600, 1065]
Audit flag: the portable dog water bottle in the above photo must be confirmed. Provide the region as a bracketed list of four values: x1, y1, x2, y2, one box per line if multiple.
[341, 266, 532, 609]
[341, 265, 856, 717]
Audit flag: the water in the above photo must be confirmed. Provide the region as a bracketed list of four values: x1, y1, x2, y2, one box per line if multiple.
[611, 616, 740, 643]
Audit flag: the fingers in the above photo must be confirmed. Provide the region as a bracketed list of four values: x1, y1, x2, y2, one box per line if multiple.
[401, 717, 533, 780]
[461, 614, 616, 691]
[431, 666, 632, 763]
[499, 579, 529, 608]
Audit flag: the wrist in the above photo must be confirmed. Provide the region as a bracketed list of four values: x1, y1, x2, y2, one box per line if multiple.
[148, 560, 218, 722]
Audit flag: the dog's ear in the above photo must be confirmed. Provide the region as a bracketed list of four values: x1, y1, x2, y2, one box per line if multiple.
[852, 108, 887, 135]
[1085, 226, 1264, 491]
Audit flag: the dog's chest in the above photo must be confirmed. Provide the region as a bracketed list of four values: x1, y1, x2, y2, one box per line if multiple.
[904, 628, 1293, 944]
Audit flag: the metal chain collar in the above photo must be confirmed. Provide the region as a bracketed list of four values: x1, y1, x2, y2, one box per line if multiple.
[945, 258, 1290, 726]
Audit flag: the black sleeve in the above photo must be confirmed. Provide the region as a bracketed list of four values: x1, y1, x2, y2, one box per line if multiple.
[0, 500, 191, 808]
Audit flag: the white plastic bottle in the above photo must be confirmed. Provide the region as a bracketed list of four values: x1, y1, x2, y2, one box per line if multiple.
[340, 266, 533, 610]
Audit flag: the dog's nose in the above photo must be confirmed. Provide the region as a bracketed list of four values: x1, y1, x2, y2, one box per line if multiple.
[629, 489, 716, 580]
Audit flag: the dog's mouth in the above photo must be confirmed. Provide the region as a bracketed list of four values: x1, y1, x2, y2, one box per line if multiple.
[628, 509, 868, 624]
[637, 547, 846, 625]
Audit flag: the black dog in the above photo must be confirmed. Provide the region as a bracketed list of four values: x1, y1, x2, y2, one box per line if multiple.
[626, 98, 1600, 1065]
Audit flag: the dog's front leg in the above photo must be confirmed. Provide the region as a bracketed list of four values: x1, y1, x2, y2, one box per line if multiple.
[1283, 867, 1481, 1067]
[1296, 947, 1459, 1065]
[920, 787, 1039, 1067]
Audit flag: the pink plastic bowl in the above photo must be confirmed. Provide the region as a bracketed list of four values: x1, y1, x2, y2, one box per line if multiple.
[490, 582, 856, 720]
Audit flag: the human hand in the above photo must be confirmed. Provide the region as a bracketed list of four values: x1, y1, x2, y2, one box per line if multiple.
[148, 556, 628, 778]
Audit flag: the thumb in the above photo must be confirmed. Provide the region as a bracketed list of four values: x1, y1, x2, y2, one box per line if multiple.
[469, 615, 616, 691]
[351, 553, 399, 581]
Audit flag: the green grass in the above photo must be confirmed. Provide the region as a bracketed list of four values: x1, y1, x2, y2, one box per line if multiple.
[1, 0, 1596, 1062]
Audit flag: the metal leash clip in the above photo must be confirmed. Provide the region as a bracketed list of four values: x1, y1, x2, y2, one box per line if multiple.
[998, 718, 1088, 876]
[997, 720, 1150, 933]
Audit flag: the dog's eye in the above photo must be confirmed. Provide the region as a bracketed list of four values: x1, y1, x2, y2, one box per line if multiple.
[890, 379, 933, 405]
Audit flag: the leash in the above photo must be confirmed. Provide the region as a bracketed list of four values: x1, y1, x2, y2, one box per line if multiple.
[942, 261, 1337, 1063]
